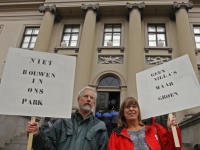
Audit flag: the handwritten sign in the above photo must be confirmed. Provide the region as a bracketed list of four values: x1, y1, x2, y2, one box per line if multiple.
[0, 47, 76, 118]
[136, 55, 200, 119]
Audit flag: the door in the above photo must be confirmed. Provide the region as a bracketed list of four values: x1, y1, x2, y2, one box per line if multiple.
[96, 92, 109, 114]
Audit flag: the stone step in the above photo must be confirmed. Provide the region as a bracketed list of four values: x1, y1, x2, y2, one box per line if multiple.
[0, 133, 28, 150]
[13, 135, 27, 141]
[0, 147, 26, 150]
[4, 143, 26, 149]
[10, 139, 27, 144]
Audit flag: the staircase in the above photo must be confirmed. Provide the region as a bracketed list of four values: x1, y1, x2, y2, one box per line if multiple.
[0, 133, 27, 150]
[0, 115, 44, 150]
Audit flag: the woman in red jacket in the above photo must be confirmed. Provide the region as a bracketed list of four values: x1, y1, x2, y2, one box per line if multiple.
[107, 97, 181, 150]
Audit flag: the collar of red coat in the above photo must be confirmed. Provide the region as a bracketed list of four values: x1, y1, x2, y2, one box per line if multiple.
[112, 117, 157, 139]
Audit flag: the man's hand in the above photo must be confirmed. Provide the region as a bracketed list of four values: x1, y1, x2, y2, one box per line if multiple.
[26, 122, 39, 135]
[167, 115, 178, 130]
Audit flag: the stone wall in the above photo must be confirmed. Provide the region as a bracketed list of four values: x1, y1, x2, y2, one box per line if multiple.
[179, 112, 200, 150]
[0, 115, 30, 147]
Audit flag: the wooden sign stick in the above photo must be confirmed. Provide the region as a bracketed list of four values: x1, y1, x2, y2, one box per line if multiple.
[27, 116, 35, 150]
[168, 113, 180, 147]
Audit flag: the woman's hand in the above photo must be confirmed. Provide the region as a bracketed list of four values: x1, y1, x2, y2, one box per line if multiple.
[167, 115, 178, 130]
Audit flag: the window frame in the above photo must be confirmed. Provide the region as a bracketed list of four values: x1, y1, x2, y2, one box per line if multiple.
[193, 25, 200, 49]
[61, 24, 80, 47]
[147, 23, 167, 47]
[98, 76, 120, 87]
[102, 24, 122, 46]
[20, 27, 40, 49]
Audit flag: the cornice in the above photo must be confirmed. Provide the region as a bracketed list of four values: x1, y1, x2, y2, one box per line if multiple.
[43, 1, 181, 8]
[0, 1, 191, 8]
[0, 2, 44, 12]
[0, 2, 44, 6]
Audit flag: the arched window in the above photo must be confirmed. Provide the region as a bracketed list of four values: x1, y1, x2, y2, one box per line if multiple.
[98, 76, 120, 86]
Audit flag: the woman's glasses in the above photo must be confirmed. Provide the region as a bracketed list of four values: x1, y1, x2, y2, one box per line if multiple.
[124, 105, 138, 109]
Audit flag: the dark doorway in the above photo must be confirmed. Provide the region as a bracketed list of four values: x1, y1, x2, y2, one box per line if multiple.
[155, 114, 168, 128]
[96, 91, 120, 114]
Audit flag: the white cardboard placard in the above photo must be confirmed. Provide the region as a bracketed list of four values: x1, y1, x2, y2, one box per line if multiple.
[0, 47, 76, 118]
[136, 55, 200, 119]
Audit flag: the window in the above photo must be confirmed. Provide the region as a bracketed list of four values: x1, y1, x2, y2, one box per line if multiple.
[21, 27, 39, 49]
[103, 24, 121, 46]
[148, 24, 167, 47]
[193, 26, 200, 48]
[61, 25, 80, 47]
[98, 76, 120, 86]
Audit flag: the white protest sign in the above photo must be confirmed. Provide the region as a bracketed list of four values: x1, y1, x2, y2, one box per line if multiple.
[136, 54, 200, 119]
[0, 47, 76, 118]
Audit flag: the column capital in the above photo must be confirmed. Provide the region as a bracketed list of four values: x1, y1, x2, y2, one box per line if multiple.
[170, 2, 193, 20]
[81, 3, 100, 21]
[39, 5, 61, 22]
[173, 2, 193, 12]
[81, 3, 99, 12]
[39, 5, 56, 13]
[126, 2, 145, 12]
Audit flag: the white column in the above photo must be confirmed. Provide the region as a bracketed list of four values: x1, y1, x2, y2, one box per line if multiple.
[174, 2, 198, 77]
[126, 2, 145, 98]
[34, 5, 60, 52]
[73, 4, 99, 106]
[174, 2, 200, 121]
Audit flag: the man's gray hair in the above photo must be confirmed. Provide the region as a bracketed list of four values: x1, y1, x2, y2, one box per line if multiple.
[78, 86, 97, 100]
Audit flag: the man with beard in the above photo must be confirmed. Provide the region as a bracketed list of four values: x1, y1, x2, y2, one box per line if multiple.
[26, 86, 108, 150]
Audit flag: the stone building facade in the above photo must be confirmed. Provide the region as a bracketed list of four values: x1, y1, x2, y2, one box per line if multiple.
[0, 0, 200, 149]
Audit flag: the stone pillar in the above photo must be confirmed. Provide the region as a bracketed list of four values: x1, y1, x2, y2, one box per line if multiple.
[174, 2, 200, 121]
[126, 2, 145, 98]
[33, 5, 60, 52]
[174, 2, 198, 77]
[72, 4, 99, 106]
[120, 88, 127, 105]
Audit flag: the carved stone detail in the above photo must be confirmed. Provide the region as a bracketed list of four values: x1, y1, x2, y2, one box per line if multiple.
[146, 56, 171, 65]
[39, 5, 56, 13]
[173, 2, 193, 12]
[81, 3, 99, 12]
[39, 5, 61, 22]
[99, 56, 122, 64]
[126, 2, 145, 12]
[81, 3, 100, 21]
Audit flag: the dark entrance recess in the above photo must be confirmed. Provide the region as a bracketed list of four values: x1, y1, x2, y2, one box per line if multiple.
[155, 114, 168, 128]
[96, 76, 120, 114]
[143, 114, 168, 128]
[96, 91, 120, 114]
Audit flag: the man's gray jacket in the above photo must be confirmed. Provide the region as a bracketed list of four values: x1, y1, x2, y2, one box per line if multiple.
[32, 112, 108, 150]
